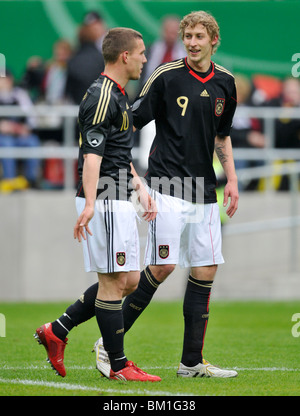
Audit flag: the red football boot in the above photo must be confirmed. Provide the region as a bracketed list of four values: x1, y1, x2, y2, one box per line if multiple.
[34, 323, 67, 377]
[110, 361, 161, 382]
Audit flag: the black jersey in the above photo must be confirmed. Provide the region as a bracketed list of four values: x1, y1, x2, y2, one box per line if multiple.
[132, 58, 237, 203]
[76, 74, 134, 200]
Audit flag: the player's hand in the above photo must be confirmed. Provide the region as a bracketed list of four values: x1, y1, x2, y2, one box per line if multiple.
[223, 180, 239, 218]
[73, 206, 94, 242]
[142, 194, 157, 222]
[136, 187, 157, 222]
[131, 183, 157, 222]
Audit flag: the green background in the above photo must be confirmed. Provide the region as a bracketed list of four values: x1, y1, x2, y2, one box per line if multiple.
[0, 0, 298, 80]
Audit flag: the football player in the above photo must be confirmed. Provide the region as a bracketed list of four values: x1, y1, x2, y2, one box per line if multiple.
[96, 10, 239, 379]
[35, 27, 160, 382]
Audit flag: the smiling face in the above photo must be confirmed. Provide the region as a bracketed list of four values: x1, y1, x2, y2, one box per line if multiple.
[183, 23, 218, 72]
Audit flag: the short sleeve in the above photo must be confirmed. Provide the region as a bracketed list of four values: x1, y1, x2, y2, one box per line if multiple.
[81, 81, 118, 156]
[216, 77, 237, 137]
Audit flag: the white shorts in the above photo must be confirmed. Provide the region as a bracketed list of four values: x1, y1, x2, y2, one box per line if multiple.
[144, 191, 224, 268]
[76, 197, 140, 274]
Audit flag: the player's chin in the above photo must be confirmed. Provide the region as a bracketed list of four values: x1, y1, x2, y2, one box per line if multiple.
[130, 74, 140, 81]
[133, 68, 143, 80]
[189, 53, 201, 62]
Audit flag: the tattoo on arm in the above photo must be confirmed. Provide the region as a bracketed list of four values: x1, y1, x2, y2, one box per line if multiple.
[215, 141, 228, 165]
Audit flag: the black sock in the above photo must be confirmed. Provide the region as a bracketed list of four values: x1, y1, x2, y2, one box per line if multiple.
[95, 298, 127, 373]
[181, 276, 213, 367]
[122, 266, 161, 333]
[51, 312, 74, 341]
[51, 283, 98, 341]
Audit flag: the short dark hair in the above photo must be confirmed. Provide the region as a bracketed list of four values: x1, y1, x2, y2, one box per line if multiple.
[102, 27, 143, 64]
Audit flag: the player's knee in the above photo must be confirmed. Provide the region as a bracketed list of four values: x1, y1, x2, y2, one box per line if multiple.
[123, 271, 140, 297]
[191, 265, 218, 281]
[149, 264, 175, 282]
[123, 281, 138, 297]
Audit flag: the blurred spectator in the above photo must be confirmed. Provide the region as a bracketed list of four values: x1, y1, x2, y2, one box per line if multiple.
[20, 56, 46, 102]
[82, 10, 107, 53]
[65, 11, 106, 104]
[142, 15, 186, 82]
[33, 40, 73, 190]
[251, 74, 282, 106]
[271, 77, 300, 149]
[0, 70, 41, 192]
[35, 39, 73, 135]
[231, 74, 266, 190]
[43, 39, 73, 106]
[267, 77, 300, 190]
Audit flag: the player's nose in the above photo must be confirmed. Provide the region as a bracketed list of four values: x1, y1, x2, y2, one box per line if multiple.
[190, 36, 198, 46]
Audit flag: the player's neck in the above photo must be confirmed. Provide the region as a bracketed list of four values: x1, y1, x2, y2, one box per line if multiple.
[187, 57, 211, 73]
[103, 65, 128, 90]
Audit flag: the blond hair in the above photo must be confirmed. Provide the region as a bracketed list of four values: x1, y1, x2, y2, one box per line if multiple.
[179, 11, 220, 55]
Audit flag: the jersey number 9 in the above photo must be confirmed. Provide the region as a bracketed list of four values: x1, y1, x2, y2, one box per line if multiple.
[177, 96, 189, 116]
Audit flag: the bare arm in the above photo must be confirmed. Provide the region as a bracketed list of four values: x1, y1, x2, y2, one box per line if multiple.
[74, 153, 102, 241]
[215, 135, 239, 218]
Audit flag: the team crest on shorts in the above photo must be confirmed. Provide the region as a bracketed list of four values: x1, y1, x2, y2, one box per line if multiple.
[159, 245, 169, 259]
[116, 252, 126, 266]
[215, 98, 225, 116]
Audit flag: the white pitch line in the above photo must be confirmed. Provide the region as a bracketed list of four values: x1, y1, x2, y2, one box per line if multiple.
[232, 367, 300, 372]
[147, 366, 300, 372]
[0, 377, 190, 396]
[1, 366, 299, 395]
[0, 377, 99, 392]
[1, 365, 95, 371]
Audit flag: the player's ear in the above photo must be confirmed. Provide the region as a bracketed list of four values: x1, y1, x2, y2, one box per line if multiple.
[121, 51, 129, 64]
[211, 35, 219, 46]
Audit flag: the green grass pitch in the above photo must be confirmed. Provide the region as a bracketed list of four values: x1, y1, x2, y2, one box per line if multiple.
[0, 300, 299, 397]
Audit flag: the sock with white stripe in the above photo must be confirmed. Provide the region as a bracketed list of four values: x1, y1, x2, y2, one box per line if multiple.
[51, 283, 98, 341]
[51, 313, 74, 341]
[122, 266, 161, 333]
[95, 298, 127, 372]
[181, 276, 213, 367]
